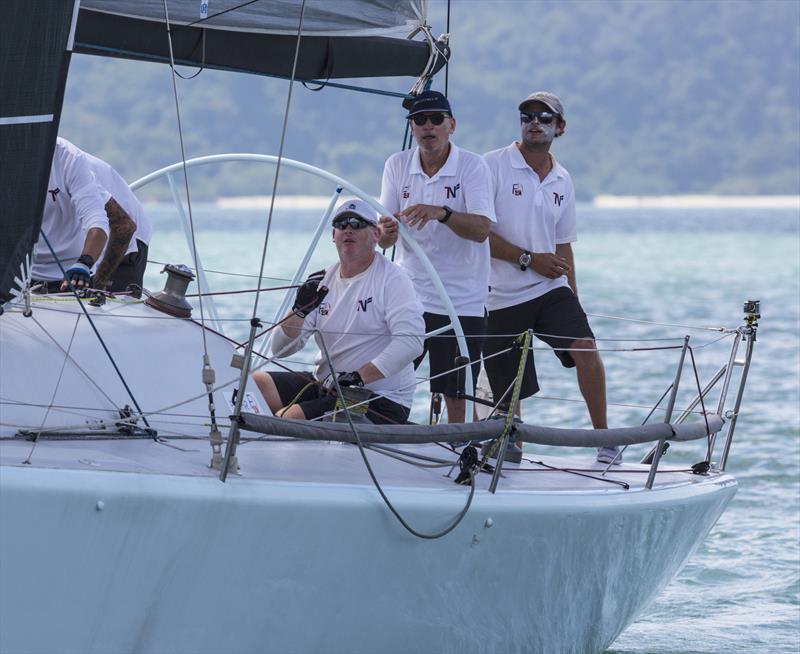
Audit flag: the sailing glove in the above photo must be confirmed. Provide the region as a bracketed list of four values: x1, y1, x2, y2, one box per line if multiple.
[64, 255, 94, 289]
[337, 371, 364, 388]
[292, 269, 328, 318]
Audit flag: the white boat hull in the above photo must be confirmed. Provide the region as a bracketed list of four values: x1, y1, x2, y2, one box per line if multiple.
[0, 462, 736, 654]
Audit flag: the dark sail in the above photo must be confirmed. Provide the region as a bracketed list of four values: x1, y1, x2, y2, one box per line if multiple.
[0, 0, 78, 302]
[74, 1, 447, 81]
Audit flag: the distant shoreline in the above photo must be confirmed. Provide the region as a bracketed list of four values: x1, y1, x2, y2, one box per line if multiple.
[209, 194, 800, 210]
[592, 195, 800, 209]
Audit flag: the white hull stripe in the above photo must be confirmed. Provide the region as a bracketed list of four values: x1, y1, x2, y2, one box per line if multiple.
[0, 114, 54, 126]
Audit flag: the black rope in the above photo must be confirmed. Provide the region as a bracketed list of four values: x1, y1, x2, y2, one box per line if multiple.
[687, 346, 713, 463]
[317, 332, 476, 539]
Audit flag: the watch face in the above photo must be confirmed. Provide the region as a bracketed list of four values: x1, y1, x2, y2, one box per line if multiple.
[520, 252, 531, 265]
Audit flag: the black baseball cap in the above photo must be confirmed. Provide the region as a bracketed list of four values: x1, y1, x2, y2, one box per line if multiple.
[406, 91, 453, 118]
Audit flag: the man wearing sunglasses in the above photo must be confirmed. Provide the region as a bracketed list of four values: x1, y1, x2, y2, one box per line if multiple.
[482, 92, 615, 464]
[253, 199, 424, 425]
[378, 90, 495, 424]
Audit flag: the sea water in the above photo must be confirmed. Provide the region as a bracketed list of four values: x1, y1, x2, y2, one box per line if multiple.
[143, 203, 799, 653]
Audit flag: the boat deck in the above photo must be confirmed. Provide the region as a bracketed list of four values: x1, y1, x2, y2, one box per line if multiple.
[0, 435, 722, 494]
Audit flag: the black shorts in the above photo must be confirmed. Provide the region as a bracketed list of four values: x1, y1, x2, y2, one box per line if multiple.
[483, 287, 595, 404]
[269, 371, 410, 425]
[414, 312, 486, 397]
[108, 239, 148, 294]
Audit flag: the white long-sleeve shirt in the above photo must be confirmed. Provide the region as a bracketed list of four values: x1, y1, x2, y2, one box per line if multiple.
[271, 254, 424, 408]
[84, 152, 152, 256]
[32, 138, 110, 281]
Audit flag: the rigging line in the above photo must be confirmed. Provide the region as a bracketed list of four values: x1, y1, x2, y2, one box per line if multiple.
[586, 312, 731, 333]
[444, 0, 451, 97]
[186, 0, 261, 27]
[22, 313, 81, 464]
[148, 259, 293, 283]
[316, 330, 476, 539]
[35, 232, 154, 434]
[525, 457, 630, 490]
[250, 0, 308, 320]
[186, 284, 300, 297]
[163, 0, 210, 357]
[28, 315, 119, 408]
[687, 346, 713, 462]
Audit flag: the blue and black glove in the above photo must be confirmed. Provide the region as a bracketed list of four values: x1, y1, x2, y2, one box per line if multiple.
[64, 254, 94, 290]
[292, 269, 328, 318]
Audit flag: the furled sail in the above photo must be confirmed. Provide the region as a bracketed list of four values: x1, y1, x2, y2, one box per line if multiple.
[75, 0, 447, 80]
[0, 0, 79, 303]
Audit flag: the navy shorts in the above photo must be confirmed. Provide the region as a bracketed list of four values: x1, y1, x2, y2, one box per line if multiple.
[269, 371, 410, 425]
[108, 239, 148, 294]
[483, 287, 595, 404]
[414, 312, 486, 397]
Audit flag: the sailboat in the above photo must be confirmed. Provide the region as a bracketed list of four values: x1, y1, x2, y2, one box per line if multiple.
[0, 2, 758, 653]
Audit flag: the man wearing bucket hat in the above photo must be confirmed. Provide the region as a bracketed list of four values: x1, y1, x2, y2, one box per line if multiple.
[252, 198, 424, 425]
[483, 92, 615, 464]
[378, 90, 495, 424]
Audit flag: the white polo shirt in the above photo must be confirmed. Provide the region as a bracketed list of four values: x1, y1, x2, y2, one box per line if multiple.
[84, 152, 152, 255]
[483, 143, 577, 311]
[380, 142, 496, 317]
[271, 254, 424, 408]
[32, 138, 111, 281]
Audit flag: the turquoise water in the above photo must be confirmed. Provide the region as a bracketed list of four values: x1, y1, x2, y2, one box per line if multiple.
[145, 204, 800, 653]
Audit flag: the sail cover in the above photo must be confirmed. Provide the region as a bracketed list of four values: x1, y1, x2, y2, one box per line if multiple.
[75, 0, 446, 79]
[0, 0, 78, 303]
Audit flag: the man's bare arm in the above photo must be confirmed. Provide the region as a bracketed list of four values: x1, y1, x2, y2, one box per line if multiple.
[555, 242, 577, 296]
[400, 204, 490, 242]
[489, 230, 571, 279]
[92, 198, 136, 289]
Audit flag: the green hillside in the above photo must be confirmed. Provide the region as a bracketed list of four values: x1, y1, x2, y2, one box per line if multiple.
[60, 0, 800, 200]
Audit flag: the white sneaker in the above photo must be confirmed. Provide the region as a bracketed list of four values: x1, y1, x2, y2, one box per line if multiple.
[597, 446, 622, 465]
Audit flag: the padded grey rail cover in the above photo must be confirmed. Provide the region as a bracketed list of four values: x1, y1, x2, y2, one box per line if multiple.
[238, 413, 723, 446]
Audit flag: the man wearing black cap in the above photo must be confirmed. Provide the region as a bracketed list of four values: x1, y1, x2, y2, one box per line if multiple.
[483, 92, 616, 464]
[378, 90, 495, 423]
[253, 199, 424, 425]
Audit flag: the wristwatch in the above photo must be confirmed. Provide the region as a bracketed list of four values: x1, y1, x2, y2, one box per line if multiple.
[518, 250, 532, 271]
[77, 254, 95, 268]
[439, 205, 453, 223]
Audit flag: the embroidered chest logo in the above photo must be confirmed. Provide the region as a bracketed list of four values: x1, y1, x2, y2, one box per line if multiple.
[402, 185, 410, 199]
[357, 297, 373, 312]
[445, 183, 461, 199]
[512, 183, 523, 196]
[319, 302, 330, 316]
[553, 192, 564, 206]
[48, 187, 60, 202]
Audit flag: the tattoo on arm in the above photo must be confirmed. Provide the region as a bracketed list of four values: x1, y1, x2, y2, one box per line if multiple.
[93, 198, 136, 289]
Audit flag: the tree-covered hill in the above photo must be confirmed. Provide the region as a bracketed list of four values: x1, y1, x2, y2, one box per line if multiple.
[60, 0, 800, 200]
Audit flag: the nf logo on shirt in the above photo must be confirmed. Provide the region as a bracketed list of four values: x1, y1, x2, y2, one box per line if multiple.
[553, 192, 564, 206]
[512, 183, 523, 196]
[48, 187, 60, 202]
[402, 186, 410, 199]
[357, 297, 373, 312]
[445, 183, 461, 199]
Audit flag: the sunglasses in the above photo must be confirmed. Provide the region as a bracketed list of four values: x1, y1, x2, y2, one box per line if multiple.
[520, 110, 558, 125]
[333, 216, 372, 230]
[411, 113, 448, 126]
